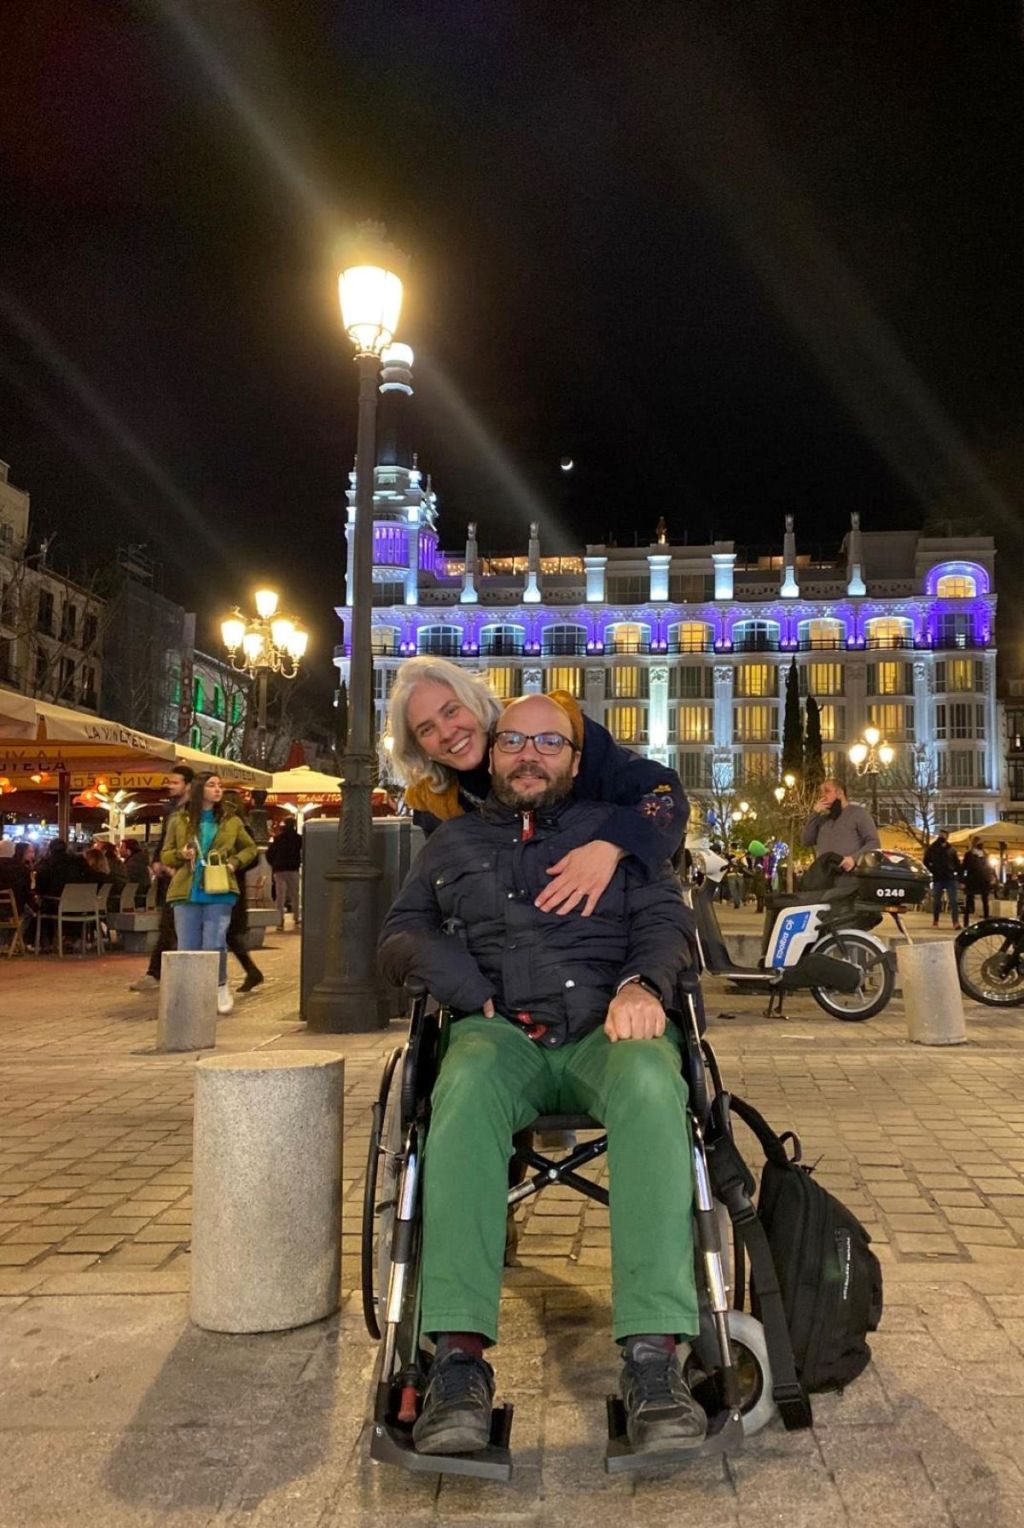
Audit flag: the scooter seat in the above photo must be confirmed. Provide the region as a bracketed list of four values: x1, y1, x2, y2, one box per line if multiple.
[765, 893, 804, 912]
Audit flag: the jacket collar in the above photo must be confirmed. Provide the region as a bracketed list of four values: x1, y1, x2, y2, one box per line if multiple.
[479, 790, 576, 832]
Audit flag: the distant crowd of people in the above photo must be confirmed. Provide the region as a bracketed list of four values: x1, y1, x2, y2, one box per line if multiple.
[0, 833, 154, 945]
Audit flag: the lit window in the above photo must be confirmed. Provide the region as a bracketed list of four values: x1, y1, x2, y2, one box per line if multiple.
[604, 706, 648, 743]
[676, 705, 713, 743]
[605, 667, 648, 699]
[372, 627, 400, 655]
[480, 625, 525, 657]
[734, 663, 775, 698]
[606, 622, 650, 654]
[733, 704, 777, 743]
[817, 705, 844, 742]
[544, 666, 583, 697]
[738, 753, 778, 784]
[865, 617, 912, 649]
[936, 574, 976, 598]
[869, 662, 908, 696]
[542, 625, 586, 657]
[868, 703, 914, 741]
[670, 666, 713, 699]
[417, 625, 462, 656]
[732, 620, 779, 653]
[484, 666, 521, 700]
[799, 618, 844, 650]
[936, 659, 983, 693]
[806, 662, 844, 696]
[667, 621, 713, 653]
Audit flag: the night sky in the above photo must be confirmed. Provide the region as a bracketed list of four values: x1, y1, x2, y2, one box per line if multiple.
[1, 1, 1022, 693]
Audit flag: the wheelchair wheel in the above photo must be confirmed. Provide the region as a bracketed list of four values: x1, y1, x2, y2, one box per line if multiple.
[361, 1046, 406, 1339]
[683, 1310, 776, 1438]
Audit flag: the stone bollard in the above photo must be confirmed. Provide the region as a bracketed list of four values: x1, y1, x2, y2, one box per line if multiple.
[157, 951, 219, 1052]
[899, 942, 967, 1045]
[191, 1050, 344, 1333]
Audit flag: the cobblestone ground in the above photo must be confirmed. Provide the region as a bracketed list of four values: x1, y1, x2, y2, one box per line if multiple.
[2, 924, 1024, 1525]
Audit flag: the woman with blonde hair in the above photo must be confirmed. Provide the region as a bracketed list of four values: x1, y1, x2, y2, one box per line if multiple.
[386, 656, 685, 915]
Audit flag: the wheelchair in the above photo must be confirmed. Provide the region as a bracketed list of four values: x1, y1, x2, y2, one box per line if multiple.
[362, 971, 799, 1481]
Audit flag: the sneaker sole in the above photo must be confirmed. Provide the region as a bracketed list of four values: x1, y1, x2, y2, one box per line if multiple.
[412, 1422, 492, 1455]
[629, 1428, 707, 1455]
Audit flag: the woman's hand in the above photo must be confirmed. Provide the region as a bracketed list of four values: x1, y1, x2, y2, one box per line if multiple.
[182, 844, 196, 863]
[535, 840, 627, 917]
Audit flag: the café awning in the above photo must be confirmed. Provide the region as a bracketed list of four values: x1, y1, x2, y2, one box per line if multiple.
[267, 765, 343, 801]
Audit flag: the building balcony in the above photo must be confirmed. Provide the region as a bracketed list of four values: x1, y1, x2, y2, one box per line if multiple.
[541, 639, 589, 657]
[797, 637, 846, 651]
[731, 637, 779, 653]
[929, 634, 988, 652]
[606, 641, 652, 655]
[865, 636, 915, 650]
[479, 639, 524, 658]
[666, 638, 715, 654]
[732, 731, 780, 745]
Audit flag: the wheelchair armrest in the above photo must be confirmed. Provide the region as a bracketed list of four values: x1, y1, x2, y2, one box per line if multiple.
[404, 977, 428, 998]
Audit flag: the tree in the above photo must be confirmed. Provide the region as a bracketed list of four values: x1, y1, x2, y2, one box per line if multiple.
[782, 657, 803, 782]
[804, 695, 824, 795]
[880, 745, 962, 852]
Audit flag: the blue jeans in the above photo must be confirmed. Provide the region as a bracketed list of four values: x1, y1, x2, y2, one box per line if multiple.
[172, 901, 234, 984]
[931, 880, 960, 925]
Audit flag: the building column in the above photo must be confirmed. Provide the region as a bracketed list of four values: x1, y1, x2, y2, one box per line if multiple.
[584, 555, 607, 603]
[713, 663, 734, 787]
[584, 665, 605, 720]
[648, 664, 669, 758]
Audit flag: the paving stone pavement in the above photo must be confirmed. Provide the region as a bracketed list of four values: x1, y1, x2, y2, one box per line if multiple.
[2, 930, 1024, 1524]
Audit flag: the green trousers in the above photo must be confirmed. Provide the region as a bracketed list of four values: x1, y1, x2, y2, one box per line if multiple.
[420, 1014, 698, 1345]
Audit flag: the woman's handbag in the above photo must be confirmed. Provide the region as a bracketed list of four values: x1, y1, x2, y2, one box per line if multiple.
[202, 850, 232, 895]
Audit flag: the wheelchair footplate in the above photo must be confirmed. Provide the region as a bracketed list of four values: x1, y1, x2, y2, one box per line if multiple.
[604, 1397, 745, 1475]
[370, 1403, 514, 1482]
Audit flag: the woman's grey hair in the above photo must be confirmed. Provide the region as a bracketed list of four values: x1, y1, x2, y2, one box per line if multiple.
[384, 656, 502, 793]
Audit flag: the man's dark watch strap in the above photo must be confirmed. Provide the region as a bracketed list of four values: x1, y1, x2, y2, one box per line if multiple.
[617, 975, 662, 1001]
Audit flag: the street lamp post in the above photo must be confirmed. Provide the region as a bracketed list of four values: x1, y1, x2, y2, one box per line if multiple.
[773, 771, 798, 891]
[848, 726, 895, 822]
[222, 589, 308, 842]
[307, 224, 407, 1034]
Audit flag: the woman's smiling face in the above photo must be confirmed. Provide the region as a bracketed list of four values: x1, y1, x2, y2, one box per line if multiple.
[405, 680, 489, 773]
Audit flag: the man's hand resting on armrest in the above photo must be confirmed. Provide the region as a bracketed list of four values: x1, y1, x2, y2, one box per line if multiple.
[604, 982, 666, 1042]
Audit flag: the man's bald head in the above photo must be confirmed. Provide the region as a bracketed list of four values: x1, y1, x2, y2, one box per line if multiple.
[490, 693, 581, 811]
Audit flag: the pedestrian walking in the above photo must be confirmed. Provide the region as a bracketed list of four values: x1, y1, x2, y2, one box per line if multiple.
[161, 772, 258, 1015]
[128, 765, 193, 992]
[961, 837, 996, 922]
[267, 819, 302, 930]
[923, 829, 962, 930]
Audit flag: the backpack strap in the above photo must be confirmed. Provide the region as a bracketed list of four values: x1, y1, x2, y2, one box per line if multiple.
[708, 1093, 813, 1431]
[728, 1092, 803, 1168]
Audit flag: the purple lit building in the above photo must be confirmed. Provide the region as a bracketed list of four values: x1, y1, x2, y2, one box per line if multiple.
[335, 357, 1000, 831]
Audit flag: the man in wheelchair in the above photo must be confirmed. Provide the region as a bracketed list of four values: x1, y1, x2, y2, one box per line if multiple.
[378, 692, 705, 1459]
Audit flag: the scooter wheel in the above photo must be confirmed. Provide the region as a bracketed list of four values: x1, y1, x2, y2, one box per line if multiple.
[810, 932, 895, 1021]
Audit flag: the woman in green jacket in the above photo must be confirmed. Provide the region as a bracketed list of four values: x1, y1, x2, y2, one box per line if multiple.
[162, 773, 257, 1014]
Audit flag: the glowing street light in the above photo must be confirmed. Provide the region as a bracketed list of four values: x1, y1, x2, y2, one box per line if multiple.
[221, 588, 309, 770]
[848, 728, 895, 820]
[308, 223, 408, 1034]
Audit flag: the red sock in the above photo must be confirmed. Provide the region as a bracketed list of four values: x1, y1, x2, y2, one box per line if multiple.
[436, 1331, 486, 1360]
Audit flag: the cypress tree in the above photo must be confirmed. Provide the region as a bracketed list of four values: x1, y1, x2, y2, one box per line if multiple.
[781, 657, 803, 780]
[804, 695, 825, 793]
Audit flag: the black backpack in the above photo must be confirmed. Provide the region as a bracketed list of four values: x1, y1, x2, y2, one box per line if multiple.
[727, 1095, 883, 1393]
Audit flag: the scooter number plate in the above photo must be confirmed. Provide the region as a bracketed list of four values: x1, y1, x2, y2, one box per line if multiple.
[875, 887, 906, 898]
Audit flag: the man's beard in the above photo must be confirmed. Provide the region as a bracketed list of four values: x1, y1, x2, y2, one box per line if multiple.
[492, 762, 573, 812]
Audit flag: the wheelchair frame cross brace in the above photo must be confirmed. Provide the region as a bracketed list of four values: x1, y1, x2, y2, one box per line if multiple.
[364, 987, 794, 1480]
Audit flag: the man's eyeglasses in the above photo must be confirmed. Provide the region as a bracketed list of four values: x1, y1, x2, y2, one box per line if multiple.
[493, 730, 574, 757]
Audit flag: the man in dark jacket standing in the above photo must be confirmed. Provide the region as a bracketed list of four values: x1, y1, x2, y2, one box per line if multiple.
[266, 819, 302, 930]
[128, 764, 193, 991]
[923, 830, 962, 930]
[379, 693, 703, 1461]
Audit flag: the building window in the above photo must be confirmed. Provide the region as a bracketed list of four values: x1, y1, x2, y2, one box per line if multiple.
[676, 704, 713, 743]
[939, 751, 985, 789]
[604, 706, 648, 744]
[798, 618, 845, 650]
[817, 704, 844, 742]
[372, 627, 400, 655]
[542, 624, 586, 657]
[867, 703, 914, 741]
[231, 692, 243, 724]
[936, 659, 985, 693]
[37, 589, 54, 635]
[737, 752, 779, 785]
[667, 621, 713, 653]
[170, 672, 182, 705]
[208, 736, 220, 756]
[677, 751, 713, 789]
[865, 617, 913, 649]
[372, 580, 406, 606]
[83, 612, 98, 649]
[417, 625, 462, 657]
[606, 622, 650, 655]
[605, 667, 649, 699]
[373, 668, 396, 701]
[60, 604, 78, 642]
[933, 613, 977, 650]
[34, 648, 48, 689]
[935, 703, 985, 741]
[607, 575, 648, 602]
[480, 625, 525, 657]
[58, 656, 76, 697]
[803, 662, 844, 697]
[936, 573, 976, 598]
[212, 684, 225, 719]
[189, 725, 202, 749]
[732, 620, 779, 653]
[867, 661, 911, 696]
[669, 573, 715, 602]
[1011, 764, 1024, 802]
[485, 666, 521, 700]
[733, 704, 778, 743]
[195, 676, 207, 713]
[544, 666, 583, 697]
[80, 667, 97, 708]
[669, 665, 713, 699]
[734, 663, 776, 699]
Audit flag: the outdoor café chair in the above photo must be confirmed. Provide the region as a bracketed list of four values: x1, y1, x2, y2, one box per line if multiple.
[0, 888, 27, 958]
[34, 883, 104, 958]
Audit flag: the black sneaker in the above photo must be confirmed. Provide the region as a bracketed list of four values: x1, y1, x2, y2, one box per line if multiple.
[412, 1348, 495, 1455]
[621, 1341, 707, 1454]
[238, 971, 264, 993]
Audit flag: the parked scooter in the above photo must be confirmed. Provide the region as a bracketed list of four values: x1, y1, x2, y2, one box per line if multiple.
[687, 849, 929, 1022]
[955, 917, 1024, 1006]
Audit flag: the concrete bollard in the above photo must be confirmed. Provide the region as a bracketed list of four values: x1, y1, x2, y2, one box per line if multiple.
[191, 1050, 344, 1333]
[157, 951, 219, 1052]
[899, 941, 967, 1045]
